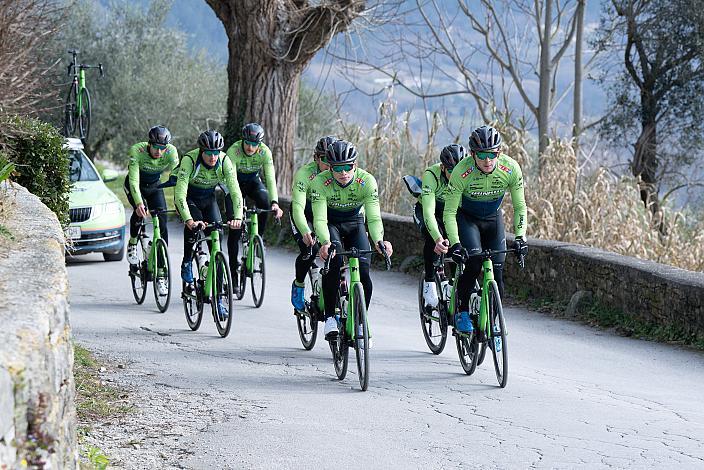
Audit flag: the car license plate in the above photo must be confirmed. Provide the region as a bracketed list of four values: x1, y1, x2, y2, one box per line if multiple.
[65, 226, 81, 240]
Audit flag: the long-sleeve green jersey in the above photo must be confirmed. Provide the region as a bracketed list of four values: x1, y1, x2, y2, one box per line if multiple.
[291, 161, 321, 235]
[127, 142, 179, 205]
[225, 141, 278, 203]
[174, 149, 243, 222]
[420, 163, 452, 241]
[443, 154, 527, 245]
[309, 168, 384, 245]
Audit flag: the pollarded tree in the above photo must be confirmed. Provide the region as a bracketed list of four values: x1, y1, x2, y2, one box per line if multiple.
[205, 0, 366, 193]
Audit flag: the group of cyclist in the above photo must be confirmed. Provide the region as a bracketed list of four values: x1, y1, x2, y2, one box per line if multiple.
[123, 121, 527, 336]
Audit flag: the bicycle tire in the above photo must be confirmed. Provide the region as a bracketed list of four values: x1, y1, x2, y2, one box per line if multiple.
[250, 234, 265, 308]
[455, 333, 480, 375]
[211, 251, 233, 338]
[488, 280, 508, 387]
[78, 87, 91, 141]
[152, 238, 171, 313]
[63, 83, 77, 137]
[332, 291, 349, 380]
[296, 270, 318, 350]
[235, 239, 246, 300]
[353, 285, 370, 391]
[129, 240, 147, 305]
[183, 252, 204, 331]
[418, 273, 448, 354]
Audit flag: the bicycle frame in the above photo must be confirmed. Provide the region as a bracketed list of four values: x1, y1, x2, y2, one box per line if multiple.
[246, 211, 258, 273]
[197, 229, 222, 299]
[344, 257, 364, 339]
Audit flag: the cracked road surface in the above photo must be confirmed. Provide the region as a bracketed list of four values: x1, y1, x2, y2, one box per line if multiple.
[68, 223, 704, 469]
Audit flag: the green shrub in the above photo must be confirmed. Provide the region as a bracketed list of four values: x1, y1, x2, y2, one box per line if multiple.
[1, 115, 71, 226]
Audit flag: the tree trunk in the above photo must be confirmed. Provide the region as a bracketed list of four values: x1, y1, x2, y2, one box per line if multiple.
[573, 0, 585, 151]
[633, 87, 661, 223]
[538, 0, 553, 170]
[224, 38, 302, 197]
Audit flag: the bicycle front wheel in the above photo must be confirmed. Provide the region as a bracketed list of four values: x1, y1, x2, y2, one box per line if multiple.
[296, 270, 318, 350]
[250, 234, 266, 308]
[488, 280, 508, 387]
[211, 251, 233, 338]
[183, 252, 204, 331]
[63, 83, 78, 137]
[352, 285, 370, 391]
[455, 333, 480, 376]
[152, 238, 171, 313]
[129, 241, 147, 305]
[78, 87, 91, 141]
[331, 290, 349, 379]
[418, 273, 448, 354]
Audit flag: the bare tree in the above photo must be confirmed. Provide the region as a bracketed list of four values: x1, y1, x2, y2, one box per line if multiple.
[205, 0, 372, 194]
[572, 0, 585, 149]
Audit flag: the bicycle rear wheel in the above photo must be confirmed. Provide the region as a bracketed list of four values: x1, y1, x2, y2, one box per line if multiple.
[78, 88, 91, 141]
[152, 238, 171, 313]
[488, 280, 508, 387]
[418, 273, 448, 354]
[353, 285, 370, 391]
[250, 234, 266, 308]
[296, 270, 318, 350]
[183, 252, 204, 331]
[129, 241, 147, 305]
[331, 292, 349, 380]
[211, 252, 233, 338]
[63, 83, 77, 137]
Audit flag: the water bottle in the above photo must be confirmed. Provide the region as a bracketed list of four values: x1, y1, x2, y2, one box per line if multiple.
[441, 280, 452, 301]
[197, 252, 209, 279]
[310, 265, 321, 296]
[470, 291, 480, 315]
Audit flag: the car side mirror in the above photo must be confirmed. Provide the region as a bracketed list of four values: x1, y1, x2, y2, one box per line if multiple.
[101, 168, 118, 182]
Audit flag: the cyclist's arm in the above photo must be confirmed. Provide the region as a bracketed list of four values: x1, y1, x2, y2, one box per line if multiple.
[421, 169, 442, 241]
[127, 145, 143, 205]
[443, 163, 467, 246]
[363, 176, 384, 244]
[222, 156, 243, 220]
[509, 162, 527, 238]
[311, 184, 330, 245]
[261, 146, 279, 204]
[174, 155, 194, 222]
[165, 145, 179, 178]
[291, 168, 311, 235]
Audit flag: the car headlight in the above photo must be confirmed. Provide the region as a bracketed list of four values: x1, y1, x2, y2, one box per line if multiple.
[92, 201, 123, 218]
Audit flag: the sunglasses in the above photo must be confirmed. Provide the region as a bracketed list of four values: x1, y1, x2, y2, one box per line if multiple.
[331, 164, 354, 173]
[151, 143, 167, 150]
[204, 149, 220, 156]
[475, 151, 499, 160]
[244, 140, 260, 147]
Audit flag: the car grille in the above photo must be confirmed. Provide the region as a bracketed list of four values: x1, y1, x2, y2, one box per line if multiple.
[69, 207, 91, 223]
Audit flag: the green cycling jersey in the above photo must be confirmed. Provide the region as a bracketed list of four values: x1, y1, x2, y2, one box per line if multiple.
[127, 142, 179, 205]
[310, 168, 384, 245]
[443, 153, 527, 245]
[420, 163, 452, 241]
[174, 148, 243, 222]
[225, 140, 278, 203]
[291, 161, 321, 235]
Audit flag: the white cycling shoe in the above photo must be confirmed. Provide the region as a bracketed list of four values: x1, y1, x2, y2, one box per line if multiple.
[126, 242, 139, 265]
[324, 317, 338, 339]
[423, 281, 439, 308]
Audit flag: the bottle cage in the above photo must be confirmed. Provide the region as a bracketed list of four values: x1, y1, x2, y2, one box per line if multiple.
[402, 175, 423, 198]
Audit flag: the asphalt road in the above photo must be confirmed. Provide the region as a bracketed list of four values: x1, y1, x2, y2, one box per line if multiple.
[67, 222, 704, 469]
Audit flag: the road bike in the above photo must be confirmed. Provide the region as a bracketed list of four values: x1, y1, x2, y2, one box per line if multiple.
[128, 208, 173, 313]
[63, 49, 103, 141]
[234, 206, 276, 308]
[294, 244, 324, 350]
[182, 222, 234, 338]
[418, 253, 452, 354]
[451, 247, 524, 387]
[323, 242, 391, 391]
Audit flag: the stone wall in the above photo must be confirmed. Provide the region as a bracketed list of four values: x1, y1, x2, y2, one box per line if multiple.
[0, 182, 77, 468]
[275, 196, 704, 338]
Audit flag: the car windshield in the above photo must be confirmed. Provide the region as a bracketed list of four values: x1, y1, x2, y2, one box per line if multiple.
[68, 150, 99, 182]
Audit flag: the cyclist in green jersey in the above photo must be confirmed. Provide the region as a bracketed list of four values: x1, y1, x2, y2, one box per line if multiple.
[289, 135, 335, 311]
[225, 123, 283, 282]
[443, 125, 528, 333]
[175, 130, 243, 320]
[310, 140, 393, 339]
[415, 144, 467, 308]
[124, 126, 179, 285]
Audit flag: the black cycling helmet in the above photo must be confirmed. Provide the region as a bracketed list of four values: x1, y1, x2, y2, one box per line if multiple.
[440, 143, 466, 170]
[241, 122, 265, 144]
[197, 129, 224, 151]
[148, 125, 172, 146]
[315, 135, 338, 158]
[325, 140, 358, 164]
[468, 125, 502, 152]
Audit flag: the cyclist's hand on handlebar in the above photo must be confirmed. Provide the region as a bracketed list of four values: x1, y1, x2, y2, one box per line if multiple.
[513, 236, 528, 256]
[135, 204, 148, 219]
[302, 232, 315, 247]
[434, 237, 449, 254]
[186, 219, 205, 231]
[319, 242, 334, 261]
[376, 240, 393, 257]
[228, 219, 242, 230]
[450, 243, 465, 264]
[271, 202, 283, 220]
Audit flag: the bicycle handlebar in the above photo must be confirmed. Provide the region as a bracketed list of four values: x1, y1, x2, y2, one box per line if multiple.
[245, 207, 277, 215]
[321, 241, 392, 275]
[455, 246, 526, 269]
